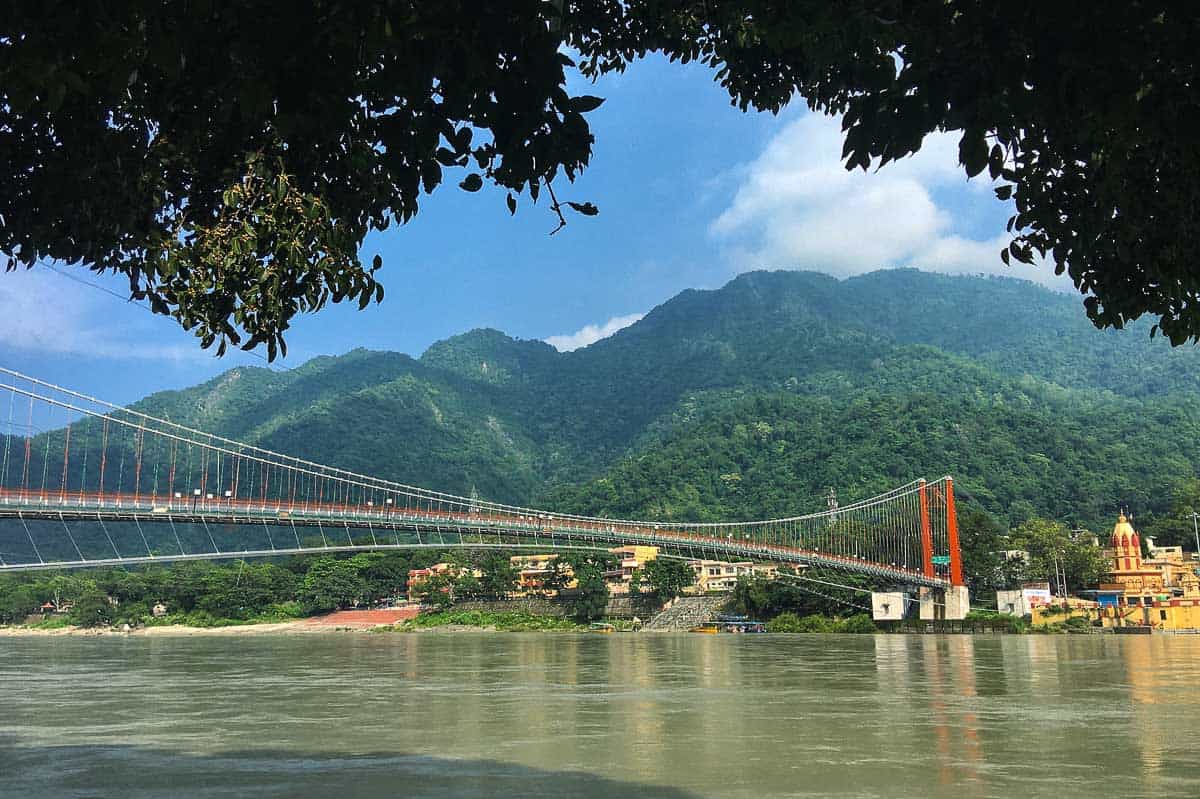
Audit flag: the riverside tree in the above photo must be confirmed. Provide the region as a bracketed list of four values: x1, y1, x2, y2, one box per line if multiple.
[478, 553, 520, 599]
[0, 578, 39, 625]
[642, 559, 693, 601]
[3, 3, 1198, 355]
[569, 572, 610, 621]
[300, 557, 368, 613]
[1143, 479, 1200, 550]
[1008, 519, 1108, 594]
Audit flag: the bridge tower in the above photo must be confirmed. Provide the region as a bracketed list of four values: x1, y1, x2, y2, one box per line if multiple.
[916, 477, 970, 620]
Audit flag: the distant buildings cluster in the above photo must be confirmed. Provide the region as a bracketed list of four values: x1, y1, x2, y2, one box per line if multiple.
[406, 545, 784, 600]
[1006, 513, 1200, 631]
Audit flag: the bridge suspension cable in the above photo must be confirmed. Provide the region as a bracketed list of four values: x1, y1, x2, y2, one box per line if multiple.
[0, 367, 961, 585]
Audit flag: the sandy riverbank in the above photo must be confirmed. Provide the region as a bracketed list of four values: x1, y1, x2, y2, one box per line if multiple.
[0, 607, 424, 637]
[0, 622, 575, 636]
[0, 620, 324, 636]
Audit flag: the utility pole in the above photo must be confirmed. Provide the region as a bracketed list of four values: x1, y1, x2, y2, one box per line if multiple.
[1190, 511, 1200, 563]
[1051, 547, 1064, 603]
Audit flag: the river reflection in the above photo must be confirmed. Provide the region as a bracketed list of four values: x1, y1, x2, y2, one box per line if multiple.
[1, 633, 1198, 798]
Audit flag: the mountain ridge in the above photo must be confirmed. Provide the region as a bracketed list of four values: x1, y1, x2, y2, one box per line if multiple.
[117, 269, 1200, 531]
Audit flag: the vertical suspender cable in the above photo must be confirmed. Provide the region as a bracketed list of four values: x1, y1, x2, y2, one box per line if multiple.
[59, 421, 71, 500]
[1, 387, 14, 493]
[39, 405, 53, 501]
[22, 395, 33, 497]
[98, 418, 110, 500]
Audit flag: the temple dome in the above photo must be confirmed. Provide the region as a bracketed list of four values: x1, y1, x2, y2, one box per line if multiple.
[1112, 513, 1136, 547]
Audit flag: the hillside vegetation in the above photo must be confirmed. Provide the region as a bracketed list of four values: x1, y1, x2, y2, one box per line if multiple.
[122, 270, 1200, 536]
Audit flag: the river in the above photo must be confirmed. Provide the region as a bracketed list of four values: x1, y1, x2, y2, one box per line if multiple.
[1, 632, 1198, 798]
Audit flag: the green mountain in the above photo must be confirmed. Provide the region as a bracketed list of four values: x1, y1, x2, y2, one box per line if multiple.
[124, 269, 1200, 534]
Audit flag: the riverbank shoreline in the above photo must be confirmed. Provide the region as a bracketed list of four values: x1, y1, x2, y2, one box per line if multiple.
[0, 607, 589, 636]
[1, 607, 395, 636]
[0, 608, 1042, 637]
[0, 619, 389, 636]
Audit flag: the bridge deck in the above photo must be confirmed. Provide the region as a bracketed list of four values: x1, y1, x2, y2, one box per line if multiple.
[0, 490, 946, 587]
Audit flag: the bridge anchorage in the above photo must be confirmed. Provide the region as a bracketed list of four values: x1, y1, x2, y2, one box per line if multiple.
[0, 367, 968, 619]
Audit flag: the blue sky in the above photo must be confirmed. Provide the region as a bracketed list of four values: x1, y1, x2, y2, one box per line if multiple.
[0, 55, 1054, 406]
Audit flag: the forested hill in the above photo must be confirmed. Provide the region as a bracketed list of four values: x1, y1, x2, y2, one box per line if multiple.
[129, 270, 1200, 534]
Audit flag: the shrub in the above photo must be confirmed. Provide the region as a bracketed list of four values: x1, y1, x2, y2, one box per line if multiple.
[0, 584, 40, 625]
[765, 612, 803, 633]
[397, 609, 581, 632]
[834, 614, 878, 634]
[68, 589, 115, 628]
[965, 609, 1006, 621]
[766, 613, 840, 633]
[113, 601, 150, 628]
[796, 614, 836, 633]
[1032, 622, 1065, 634]
[28, 615, 70, 630]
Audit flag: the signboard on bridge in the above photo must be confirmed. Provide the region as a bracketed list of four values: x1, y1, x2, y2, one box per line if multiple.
[931, 555, 951, 566]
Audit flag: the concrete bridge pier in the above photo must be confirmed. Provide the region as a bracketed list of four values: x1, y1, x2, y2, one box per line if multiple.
[918, 585, 970, 621]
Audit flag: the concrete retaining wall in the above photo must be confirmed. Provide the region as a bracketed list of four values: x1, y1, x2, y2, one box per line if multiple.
[451, 596, 650, 618]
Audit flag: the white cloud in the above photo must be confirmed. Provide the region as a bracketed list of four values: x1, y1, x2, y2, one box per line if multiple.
[0, 266, 211, 361]
[711, 113, 1067, 288]
[545, 312, 645, 352]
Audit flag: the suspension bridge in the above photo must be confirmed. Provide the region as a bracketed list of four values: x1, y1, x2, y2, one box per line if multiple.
[0, 367, 968, 615]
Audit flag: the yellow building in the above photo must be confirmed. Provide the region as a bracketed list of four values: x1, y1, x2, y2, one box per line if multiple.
[606, 545, 658, 593]
[507, 547, 662, 596]
[509, 553, 576, 596]
[1151, 570, 1200, 630]
[689, 560, 754, 592]
[1103, 513, 1166, 597]
[406, 562, 482, 599]
[1142, 537, 1196, 589]
[1093, 513, 1200, 630]
[686, 560, 779, 592]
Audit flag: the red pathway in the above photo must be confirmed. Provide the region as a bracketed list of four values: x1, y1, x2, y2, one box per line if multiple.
[305, 607, 419, 628]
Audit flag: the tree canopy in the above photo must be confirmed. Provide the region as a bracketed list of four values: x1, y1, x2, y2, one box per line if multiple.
[4, 2, 1198, 356]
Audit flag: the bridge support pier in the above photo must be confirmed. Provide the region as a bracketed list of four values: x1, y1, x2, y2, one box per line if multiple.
[918, 585, 970, 621]
[871, 592, 908, 621]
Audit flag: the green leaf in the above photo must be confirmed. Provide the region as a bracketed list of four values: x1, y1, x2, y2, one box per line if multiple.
[958, 130, 989, 178]
[421, 161, 442, 193]
[569, 95, 605, 113]
[566, 201, 599, 216]
[987, 144, 1004, 179]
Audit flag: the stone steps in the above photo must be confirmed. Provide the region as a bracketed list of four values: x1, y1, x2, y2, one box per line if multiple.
[643, 595, 727, 631]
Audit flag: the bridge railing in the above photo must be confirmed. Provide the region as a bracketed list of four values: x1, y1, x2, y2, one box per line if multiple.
[0, 367, 960, 583]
